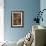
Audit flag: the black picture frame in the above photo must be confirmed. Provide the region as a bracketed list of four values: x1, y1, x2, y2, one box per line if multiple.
[11, 11, 24, 28]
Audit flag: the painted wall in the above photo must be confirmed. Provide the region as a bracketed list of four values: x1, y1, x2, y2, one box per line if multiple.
[40, 0, 46, 27]
[4, 0, 40, 42]
[40, 0, 46, 45]
[0, 0, 4, 42]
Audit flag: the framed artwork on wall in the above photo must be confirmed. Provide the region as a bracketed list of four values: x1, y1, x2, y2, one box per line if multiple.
[11, 11, 24, 28]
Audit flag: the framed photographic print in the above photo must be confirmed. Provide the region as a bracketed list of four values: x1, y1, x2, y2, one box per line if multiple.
[11, 11, 24, 28]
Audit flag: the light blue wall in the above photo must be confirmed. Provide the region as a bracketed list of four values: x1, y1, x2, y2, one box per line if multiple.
[40, 0, 46, 27]
[4, 0, 40, 42]
[40, 0, 46, 44]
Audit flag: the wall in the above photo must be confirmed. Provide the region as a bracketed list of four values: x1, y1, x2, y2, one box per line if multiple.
[4, 0, 40, 42]
[0, 0, 4, 42]
[40, 0, 46, 45]
[40, 0, 46, 27]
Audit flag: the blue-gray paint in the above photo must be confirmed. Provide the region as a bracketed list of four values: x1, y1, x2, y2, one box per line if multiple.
[4, 0, 40, 42]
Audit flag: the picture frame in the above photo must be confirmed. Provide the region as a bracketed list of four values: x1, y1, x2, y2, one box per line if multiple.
[11, 11, 24, 28]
